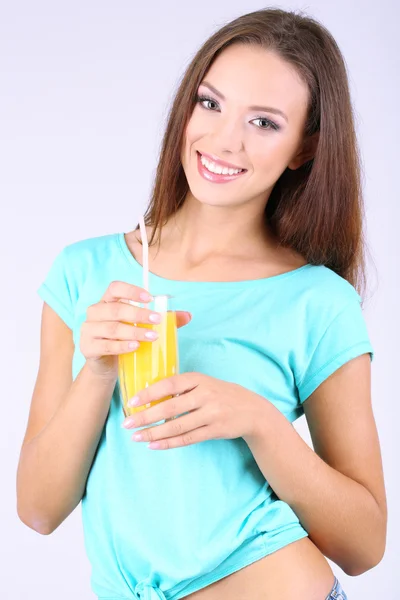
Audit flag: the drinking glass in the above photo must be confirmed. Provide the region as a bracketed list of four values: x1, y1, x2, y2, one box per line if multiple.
[118, 294, 179, 417]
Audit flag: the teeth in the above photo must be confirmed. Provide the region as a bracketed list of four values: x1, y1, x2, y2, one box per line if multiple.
[200, 154, 243, 175]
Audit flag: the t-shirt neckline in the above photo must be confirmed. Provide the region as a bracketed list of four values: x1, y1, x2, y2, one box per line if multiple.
[117, 231, 312, 288]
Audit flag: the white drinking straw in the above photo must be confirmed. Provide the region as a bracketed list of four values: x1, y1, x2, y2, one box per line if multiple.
[138, 215, 149, 293]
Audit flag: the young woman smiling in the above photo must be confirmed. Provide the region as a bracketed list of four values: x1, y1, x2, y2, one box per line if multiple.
[17, 8, 386, 600]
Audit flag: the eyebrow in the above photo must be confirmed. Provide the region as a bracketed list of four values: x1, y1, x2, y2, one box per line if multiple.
[199, 81, 289, 123]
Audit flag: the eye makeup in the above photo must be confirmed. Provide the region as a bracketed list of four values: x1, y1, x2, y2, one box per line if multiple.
[195, 93, 281, 132]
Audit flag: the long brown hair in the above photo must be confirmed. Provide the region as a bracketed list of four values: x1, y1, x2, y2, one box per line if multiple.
[136, 7, 372, 300]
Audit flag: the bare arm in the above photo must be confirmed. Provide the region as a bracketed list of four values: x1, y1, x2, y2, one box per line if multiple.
[245, 354, 387, 576]
[17, 282, 192, 535]
[16, 302, 116, 534]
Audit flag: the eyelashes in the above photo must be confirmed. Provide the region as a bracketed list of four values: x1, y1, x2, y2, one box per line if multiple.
[195, 94, 280, 132]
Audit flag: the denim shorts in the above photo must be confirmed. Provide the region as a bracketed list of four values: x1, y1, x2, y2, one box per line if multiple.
[325, 576, 348, 599]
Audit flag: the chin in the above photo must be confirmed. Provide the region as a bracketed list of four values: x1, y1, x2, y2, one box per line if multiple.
[188, 188, 240, 208]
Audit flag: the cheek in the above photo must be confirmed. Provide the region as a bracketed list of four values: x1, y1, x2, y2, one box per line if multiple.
[180, 128, 192, 167]
[181, 119, 205, 166]
[251, 138, 293, 174]
[185, 116, 204, 145]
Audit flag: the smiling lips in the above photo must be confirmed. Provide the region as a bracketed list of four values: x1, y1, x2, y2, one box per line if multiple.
[196, 151, 247, 183]
[199, 150, 246, 171]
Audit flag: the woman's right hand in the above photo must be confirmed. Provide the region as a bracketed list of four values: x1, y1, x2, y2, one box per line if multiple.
[79, 281, 192, 381]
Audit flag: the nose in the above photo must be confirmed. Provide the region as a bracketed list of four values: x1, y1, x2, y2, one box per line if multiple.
[211, 115, 244, 156]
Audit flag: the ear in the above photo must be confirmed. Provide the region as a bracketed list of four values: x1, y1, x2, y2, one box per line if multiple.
[287, 131, 320, 170]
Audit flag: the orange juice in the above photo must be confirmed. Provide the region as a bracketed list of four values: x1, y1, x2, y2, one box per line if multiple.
[118, 307, 179, 417]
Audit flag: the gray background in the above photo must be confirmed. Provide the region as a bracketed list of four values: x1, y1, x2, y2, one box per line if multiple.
[2, 1, 398, 598]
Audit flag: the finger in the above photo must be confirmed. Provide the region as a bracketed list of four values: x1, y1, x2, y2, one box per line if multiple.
[102, 280, 153, 304]
[93, 321, 159, 343]
[132, 411, 207, 444]
[146, 425, 212, 450]
[128, 372, 202, 408]
[88, 301, 161, 326]
[175, 311, 192, 328]
[123, 393, 198, 428]
[82, 337, 140, 358]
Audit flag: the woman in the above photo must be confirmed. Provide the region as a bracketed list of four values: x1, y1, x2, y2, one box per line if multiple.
[17, 8, 387, 600]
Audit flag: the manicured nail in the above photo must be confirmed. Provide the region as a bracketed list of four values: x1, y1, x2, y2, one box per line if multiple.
[121, 417, 135, 428]
[145, 331, 158, 340]
[149, 313, 161, 323]
[128, 396, 140, 407]
[148, 442, 161, 449]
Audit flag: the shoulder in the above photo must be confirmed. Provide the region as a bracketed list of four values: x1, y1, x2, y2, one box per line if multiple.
[298, 263, 361, 315]
[293, 265, 373, 404]
[56, 232, 122, 295]
[290, 263, 366, 360]
[62, 232, 120, 263]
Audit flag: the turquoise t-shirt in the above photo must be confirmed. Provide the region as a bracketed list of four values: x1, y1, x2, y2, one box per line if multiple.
[37, 232, 374, 600]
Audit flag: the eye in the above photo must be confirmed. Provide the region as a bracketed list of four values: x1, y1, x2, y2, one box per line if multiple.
[195, 94, 280, 132]
[196, 94, 219, 111]
[251, 117, 280, 132]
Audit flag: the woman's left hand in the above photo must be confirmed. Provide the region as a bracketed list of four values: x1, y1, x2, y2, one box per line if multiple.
[121, 372, 266, 449]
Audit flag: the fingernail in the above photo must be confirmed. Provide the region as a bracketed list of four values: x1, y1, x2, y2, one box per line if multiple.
[148, 442, 161, 449]
[145, 331, 158, 340]
[149, 313, 161, 323]
[121, 417, 136, 428]
[128, 396, 140, 407]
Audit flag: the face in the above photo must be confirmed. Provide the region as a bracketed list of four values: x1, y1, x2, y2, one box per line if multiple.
[180, 44, 316, 209]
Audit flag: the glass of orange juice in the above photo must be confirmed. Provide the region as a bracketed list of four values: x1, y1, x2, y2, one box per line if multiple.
[118, 294, 179, 417]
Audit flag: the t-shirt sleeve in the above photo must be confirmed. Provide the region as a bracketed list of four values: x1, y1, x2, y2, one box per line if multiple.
[37, 245, 75, 329]
[296, 295, 374, 404]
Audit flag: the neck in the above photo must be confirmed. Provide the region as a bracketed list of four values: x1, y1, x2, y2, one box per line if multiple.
[159, 192, 278, 264]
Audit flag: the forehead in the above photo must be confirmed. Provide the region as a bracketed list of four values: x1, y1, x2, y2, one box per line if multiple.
[202, 44, 309, 120]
